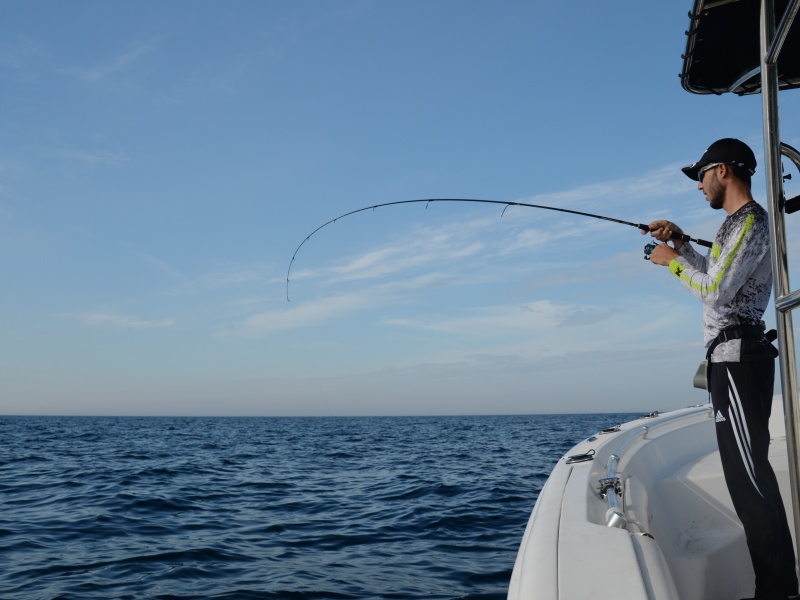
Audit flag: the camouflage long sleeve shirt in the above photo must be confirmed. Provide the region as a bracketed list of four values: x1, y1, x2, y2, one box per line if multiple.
[668, 201, 773, 363]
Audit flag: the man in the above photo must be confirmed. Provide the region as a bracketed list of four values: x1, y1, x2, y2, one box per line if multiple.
[646, 138, 799, 600]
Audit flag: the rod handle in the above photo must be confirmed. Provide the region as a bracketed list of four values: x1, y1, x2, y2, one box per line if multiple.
[673, 232, 713, 248]
[636, 224, 713, 249]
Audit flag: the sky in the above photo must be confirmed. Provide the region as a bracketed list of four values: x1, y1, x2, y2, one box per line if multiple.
[2, 1, 800, 416]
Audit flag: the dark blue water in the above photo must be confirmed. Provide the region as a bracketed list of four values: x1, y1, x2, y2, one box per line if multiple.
[0, 413, 635, 599]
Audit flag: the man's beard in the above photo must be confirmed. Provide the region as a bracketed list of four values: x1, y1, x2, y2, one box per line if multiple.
[706, 176, 725, 210]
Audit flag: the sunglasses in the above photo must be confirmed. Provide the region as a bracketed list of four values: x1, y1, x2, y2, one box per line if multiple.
[697, 162, 722, 181]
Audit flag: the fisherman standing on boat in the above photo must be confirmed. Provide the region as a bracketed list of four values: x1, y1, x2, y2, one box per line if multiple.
[646, 137, 799, 600]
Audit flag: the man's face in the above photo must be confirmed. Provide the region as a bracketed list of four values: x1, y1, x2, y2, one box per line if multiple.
[700, 166, 725, 210]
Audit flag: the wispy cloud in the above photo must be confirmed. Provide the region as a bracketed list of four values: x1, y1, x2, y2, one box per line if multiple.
[165, 265, 269, 298]
[519, 165, 688, 210]
[62, 40, 156, 83]
[287, 219, 615, 309]
[132, 251, 182, 279]
[54, 148, 129, 167]
[331, 235, 484, 282]
[288, 218, 488, 293]
[78, 312, 174, 329]
[233, 292, 372, 335]
[372, 294, 697, 373]
[0, 35, 46, 69]
[0, 183, 12, 219]
[234, 271, 456, 336]
[381, 300, 621, 335]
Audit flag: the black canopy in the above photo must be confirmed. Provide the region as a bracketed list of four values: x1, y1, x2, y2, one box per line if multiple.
[681, 0, 800, 95]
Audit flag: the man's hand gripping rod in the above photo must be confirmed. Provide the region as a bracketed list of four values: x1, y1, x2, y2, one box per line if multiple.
[641, 225, 711, 260]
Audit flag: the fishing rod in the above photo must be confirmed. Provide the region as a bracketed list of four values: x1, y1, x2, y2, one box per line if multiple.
[286, 198, 713, 301]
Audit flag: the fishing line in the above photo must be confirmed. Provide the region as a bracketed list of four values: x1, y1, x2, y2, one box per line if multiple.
[286, 198, 713, 301]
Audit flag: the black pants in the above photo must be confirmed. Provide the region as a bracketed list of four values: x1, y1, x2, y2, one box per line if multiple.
[709, 358, 798, 598]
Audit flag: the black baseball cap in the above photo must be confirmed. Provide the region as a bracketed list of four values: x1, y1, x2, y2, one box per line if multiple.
[681, 138, 757, 181]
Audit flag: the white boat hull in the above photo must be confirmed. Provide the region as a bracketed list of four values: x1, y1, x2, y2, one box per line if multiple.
[508, 399, 795, 599]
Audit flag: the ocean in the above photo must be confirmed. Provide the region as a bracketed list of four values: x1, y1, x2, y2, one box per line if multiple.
[0, 413, 636, 600]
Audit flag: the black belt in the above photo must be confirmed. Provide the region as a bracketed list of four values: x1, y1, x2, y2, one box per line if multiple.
[706, 324, 773, 359]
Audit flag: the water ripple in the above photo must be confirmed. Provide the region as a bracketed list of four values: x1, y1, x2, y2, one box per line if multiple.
[0, 413, 633, 599]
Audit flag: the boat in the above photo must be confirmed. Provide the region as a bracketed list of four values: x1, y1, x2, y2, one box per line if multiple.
[507, 1, 800, 598]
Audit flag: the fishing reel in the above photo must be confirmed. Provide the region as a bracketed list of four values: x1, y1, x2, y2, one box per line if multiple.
[644, 241, 659, 260]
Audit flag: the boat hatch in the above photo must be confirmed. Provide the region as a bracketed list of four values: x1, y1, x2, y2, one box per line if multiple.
[565, 449, 595, 464]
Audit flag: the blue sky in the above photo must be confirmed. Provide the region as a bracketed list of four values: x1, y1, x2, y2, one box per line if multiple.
[2, 1, 800, 416]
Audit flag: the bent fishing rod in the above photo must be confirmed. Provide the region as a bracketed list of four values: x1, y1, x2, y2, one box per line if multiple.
[286, 198, 713, 301]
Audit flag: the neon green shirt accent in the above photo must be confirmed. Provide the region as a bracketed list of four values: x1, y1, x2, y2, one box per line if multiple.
[671, 213, 755, 295]
[668, 203, 772, 356]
